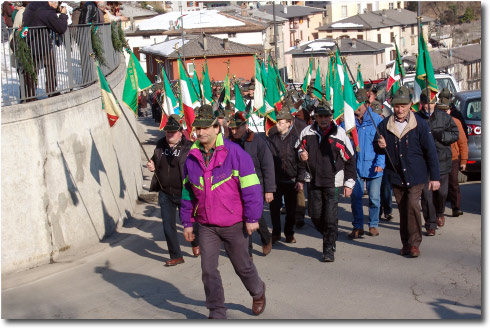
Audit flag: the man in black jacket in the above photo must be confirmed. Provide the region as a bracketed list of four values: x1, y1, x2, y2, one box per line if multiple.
[268, 108, 305, 244]
[22, 1, 68, 99]
[147, 114, 199, 267]
[229, 112, 275, 259]
[298, 105, 356, 262]
[417, 89, 459, 235]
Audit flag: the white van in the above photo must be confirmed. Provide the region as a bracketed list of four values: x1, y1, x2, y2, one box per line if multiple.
[382, 73, 461, 112]
[402, 73, 461, 95]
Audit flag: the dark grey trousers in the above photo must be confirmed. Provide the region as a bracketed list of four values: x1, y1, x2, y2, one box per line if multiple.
[199, 222, 264, 319]
[158, 192, 198, 260]
[421, 174, 450, 229]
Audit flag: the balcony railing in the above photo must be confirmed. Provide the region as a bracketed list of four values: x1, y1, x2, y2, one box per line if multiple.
[1, 23, 121, 107]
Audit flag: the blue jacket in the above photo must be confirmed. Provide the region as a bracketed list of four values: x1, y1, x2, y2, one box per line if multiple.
[373, 110, 440, 187]
[343, 107, 385, 178]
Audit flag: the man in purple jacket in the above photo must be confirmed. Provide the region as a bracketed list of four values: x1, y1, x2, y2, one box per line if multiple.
[180, 104, 266, 319]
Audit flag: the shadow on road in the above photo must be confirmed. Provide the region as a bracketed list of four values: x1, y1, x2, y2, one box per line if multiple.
[428, 298, 481, 319]
[94, 261, 252, 318]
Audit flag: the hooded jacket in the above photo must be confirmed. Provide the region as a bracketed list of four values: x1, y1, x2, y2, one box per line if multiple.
[374, 110, 440, 187]
[180, 133, 263, 228]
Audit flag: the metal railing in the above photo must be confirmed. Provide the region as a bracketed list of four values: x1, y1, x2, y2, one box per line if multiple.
[1, 23, 121, 107]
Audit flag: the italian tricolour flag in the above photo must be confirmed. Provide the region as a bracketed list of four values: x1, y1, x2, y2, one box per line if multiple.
[178, 58, 201, 134]
[96, 62, 121, 127]
[159, 67, 180, 130]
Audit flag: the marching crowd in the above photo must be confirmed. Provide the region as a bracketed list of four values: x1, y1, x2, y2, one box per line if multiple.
[145, 79, 468, 319]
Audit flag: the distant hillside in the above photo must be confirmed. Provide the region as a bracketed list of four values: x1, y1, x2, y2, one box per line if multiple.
[405, 1, 481, 25]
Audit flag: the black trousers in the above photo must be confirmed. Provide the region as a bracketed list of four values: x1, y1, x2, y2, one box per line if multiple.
[447, 160, 462, 210]
[421, 174, 449, 229]
[310, 186, 339, 249]
[269, 181, 297, 237]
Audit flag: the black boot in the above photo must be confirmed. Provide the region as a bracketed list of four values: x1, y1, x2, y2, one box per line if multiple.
[323, 247, 335, 262]
[322, 234, 335, 262]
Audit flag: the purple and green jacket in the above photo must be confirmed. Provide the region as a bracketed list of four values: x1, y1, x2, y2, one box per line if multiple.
[180, 133, 263, 228]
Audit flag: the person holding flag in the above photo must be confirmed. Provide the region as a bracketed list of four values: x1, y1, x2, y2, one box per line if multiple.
[343, 89, 385, 239]
[268, 107, 306, 245]
[147, 114, 200, 267]
[297, 104, 356, 262]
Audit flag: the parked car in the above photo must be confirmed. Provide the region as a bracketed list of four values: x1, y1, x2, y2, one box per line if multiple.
[453, 90, 481, 178]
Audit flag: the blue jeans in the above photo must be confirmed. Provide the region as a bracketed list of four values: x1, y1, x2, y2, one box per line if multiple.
[351, 175, 382, 229]
[380, 173, 393, 216]
[158, 192, 199, 259]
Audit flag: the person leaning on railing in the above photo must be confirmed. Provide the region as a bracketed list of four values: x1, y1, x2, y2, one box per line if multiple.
[21, 1, 68, 100]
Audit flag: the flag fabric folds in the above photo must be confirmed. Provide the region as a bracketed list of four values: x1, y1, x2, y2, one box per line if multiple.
[159, 68, 180, 130]
[301, 59, 313, 94]
[313, 62, 323, 100]
[253, 55, 266, 114]
[96, 61, 121, 127]
[324, 57, 332, 102]
[356, 64, 364, 89]
[342, 67, 360, 151]
[386, 42, 405, 95]
[122, 50, 152, 115]
[412, 22, 438, 111]
[332, 51, 344, 121]
[234, 81, 246, 112]
[202, 61, 213, 105]
[178, 58, 201, 134]
[192, 70, 202, 102]
[223, 73, 231, 107]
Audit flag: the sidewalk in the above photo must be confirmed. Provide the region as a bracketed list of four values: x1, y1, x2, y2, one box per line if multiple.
[1, 117, 482, 319]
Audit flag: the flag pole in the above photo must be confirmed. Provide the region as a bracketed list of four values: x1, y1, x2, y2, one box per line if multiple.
[335, 43, 399, 176]
[91, 54, 164, 190]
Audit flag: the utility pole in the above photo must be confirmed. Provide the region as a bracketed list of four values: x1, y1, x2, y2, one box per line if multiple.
[272, 2, 279, 78]
[179, 2, 185, 65]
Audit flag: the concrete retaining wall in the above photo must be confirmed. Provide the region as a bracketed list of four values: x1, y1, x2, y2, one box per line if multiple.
[1, 59, 143, 274]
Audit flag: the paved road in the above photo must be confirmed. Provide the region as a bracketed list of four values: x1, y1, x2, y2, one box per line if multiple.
[1, 117, 482, 319]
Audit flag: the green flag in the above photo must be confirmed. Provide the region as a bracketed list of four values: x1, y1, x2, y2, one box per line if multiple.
[234, 81, 246, 112]
[356, 64, 364, 89]
[192, 71, 202, 102]
[223, 73, 231, 106]
[122, 50, 152, 115]
[313, 62, 323, 100]
[413, 22, 438, 111]
[264, 60, 281, 114]
[302, 59, 313, 94]
[202, 61, 213, 104]
[332, 50, 345, 121]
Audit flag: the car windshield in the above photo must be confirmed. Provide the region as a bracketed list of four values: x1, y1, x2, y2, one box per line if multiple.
[465, 99, 482, 121]
[404, 78, 457, 94]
